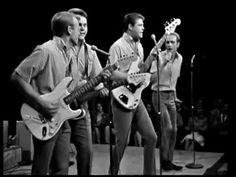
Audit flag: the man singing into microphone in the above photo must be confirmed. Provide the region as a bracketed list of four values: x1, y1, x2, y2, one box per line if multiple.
[150, 32, 183, 171]
[67, 8, 110, 175]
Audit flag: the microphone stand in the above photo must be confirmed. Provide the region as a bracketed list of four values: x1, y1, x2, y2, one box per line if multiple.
[150, 49, 162, 175]
[155, 51, 162, 175]
[106, 57, 114, 175]
[185, 54, 203, 169]
[150, 34, 164, 175]
[92, 45, 114, 174]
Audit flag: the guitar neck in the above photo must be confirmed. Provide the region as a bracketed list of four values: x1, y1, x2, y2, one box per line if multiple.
[155, 33, 167, 49]
[77, 90, 100, 104]
[74, 79, 126, 104]
[75, 74, 142, 105]
[68, 75, 103, 104]
[64, 64, 117, 105]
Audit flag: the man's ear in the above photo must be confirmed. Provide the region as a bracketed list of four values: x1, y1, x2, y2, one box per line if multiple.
[67, 25, 73, 35]
[128, 24, 133, 31]
[177, 42, 180, 48]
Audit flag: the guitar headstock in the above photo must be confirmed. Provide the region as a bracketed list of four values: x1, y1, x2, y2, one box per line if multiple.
[164, 18, 181, 34]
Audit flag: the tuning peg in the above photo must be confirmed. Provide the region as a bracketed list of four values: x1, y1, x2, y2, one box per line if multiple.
[164, 21, 169, 27]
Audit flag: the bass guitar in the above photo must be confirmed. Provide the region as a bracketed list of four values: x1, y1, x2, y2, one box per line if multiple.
[112, 18, 181, 110]
[20, 62, 118, 141]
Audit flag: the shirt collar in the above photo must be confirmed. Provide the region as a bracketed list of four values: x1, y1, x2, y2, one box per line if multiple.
[72, 39, 87, 52]
[123, 32, 140, 45]
[53, 36, 67, 52]
[163, 50, 180, 61]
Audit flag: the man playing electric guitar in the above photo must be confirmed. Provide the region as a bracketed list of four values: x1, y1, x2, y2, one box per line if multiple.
[10, 11, 84, 175]
[12, 10, 112, 175]
[108, 12, 157, 175]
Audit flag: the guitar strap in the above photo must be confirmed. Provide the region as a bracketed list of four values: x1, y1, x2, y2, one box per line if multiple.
[132, 42, 141, 58]
[123, 37, 143, 74]
[83, 44, 89, 80]
[75, 43, 90, 107]
[64, 46, 73, 77]
[68, 43, 90, 110]
[124, 37, 141, 58]
[72, 43, 89, 82]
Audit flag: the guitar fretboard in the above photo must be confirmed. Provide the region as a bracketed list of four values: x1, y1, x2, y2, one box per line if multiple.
[64, 64, 117, 105]
[73, 79, 127, 105]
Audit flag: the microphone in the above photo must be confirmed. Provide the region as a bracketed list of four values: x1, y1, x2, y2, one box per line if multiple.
[151, 34, 157, 45]
[191, 54, 195, 65]
[150, 34, 161, 56]
[91, 45, 110, 56]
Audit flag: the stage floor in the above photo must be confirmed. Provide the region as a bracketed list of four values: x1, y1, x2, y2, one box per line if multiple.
[3, 144, 225, 175]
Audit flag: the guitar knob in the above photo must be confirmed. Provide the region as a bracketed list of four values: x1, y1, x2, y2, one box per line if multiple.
[49, 128, 54, 135]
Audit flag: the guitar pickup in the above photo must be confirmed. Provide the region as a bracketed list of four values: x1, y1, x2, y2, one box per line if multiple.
[119, 94, 128, 104]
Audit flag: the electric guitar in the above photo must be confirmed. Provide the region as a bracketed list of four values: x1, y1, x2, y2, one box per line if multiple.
[20, 62, 119, 141]
[112, 18, 181, 110]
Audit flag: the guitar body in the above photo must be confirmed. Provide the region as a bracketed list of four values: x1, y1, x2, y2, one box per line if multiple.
[112, 73, 151, 110]
[112, 85, 144, 110]
[21, 77, 86, 141]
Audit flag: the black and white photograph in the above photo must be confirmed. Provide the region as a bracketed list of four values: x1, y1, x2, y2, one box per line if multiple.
[2, 1, 234, 176]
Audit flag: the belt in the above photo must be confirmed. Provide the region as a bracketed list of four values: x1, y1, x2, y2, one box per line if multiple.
[152, 90, 174, 93]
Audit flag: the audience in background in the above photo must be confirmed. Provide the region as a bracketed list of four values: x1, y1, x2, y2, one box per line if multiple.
[181, 100, 208, 151]
[146, 103, 158, 134]
[207, 99, 229, 152]
[91, 101, 110, 144]
[175, 101, 186, 149]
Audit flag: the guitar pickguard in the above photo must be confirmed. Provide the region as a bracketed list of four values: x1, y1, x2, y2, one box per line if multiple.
[112, 73, 151, 110]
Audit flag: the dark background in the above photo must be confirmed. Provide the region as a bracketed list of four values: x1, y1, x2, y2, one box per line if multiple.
[2, 2, 235, 173]
[3, 1, 233, 121]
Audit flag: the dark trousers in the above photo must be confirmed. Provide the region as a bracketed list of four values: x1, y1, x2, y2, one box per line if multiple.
[69, 110, 93, 175]
[110, 98, 157, 175]
[31, 127, 70, 175]
[152, 91, 177, 163]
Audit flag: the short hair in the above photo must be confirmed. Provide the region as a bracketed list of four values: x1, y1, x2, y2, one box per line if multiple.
[168, 32, 181, 43]
[68, 8, 88, 19]
[123, 12, 145, 32]
[51, 11, 75, 37]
